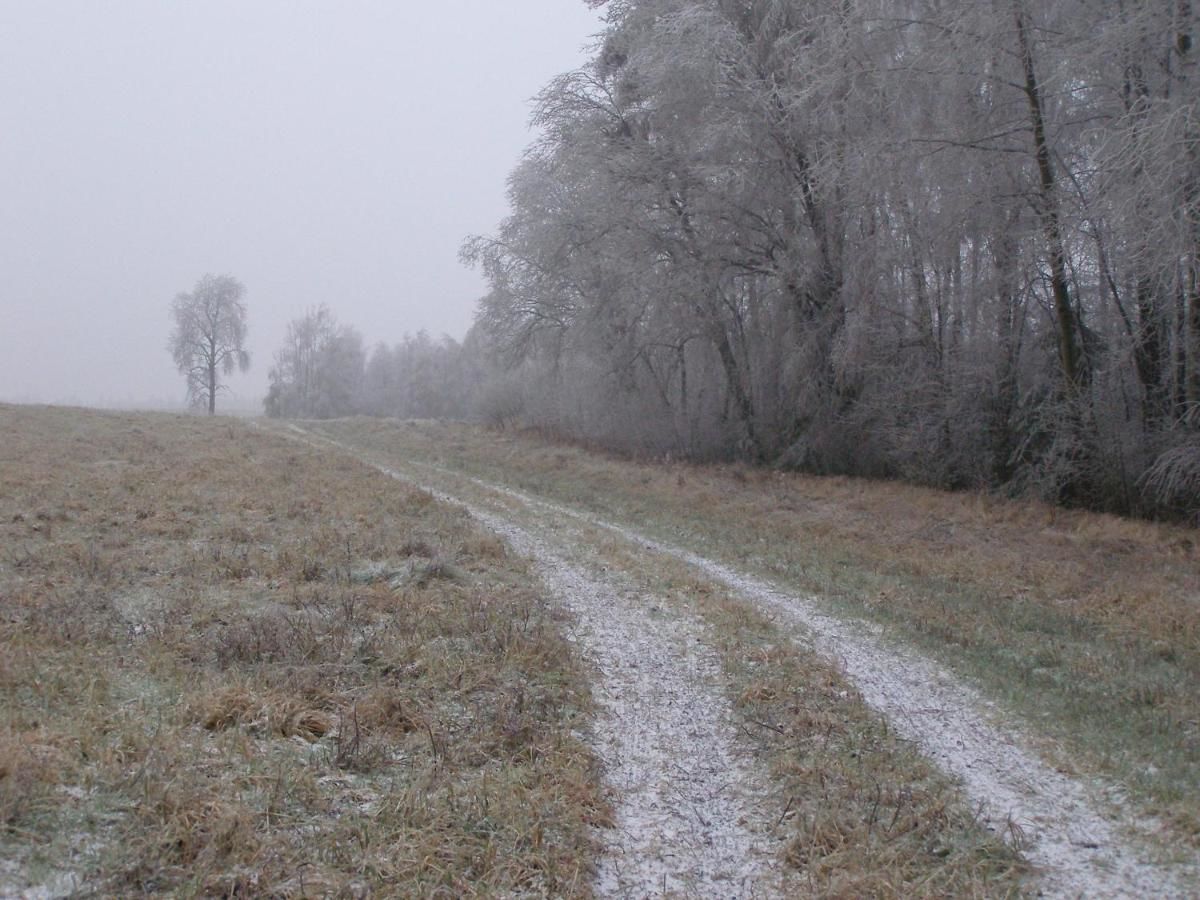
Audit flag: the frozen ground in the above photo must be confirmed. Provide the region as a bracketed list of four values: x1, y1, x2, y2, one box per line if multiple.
[468, 511, 782, 897]
[286, 424, 1199, 899]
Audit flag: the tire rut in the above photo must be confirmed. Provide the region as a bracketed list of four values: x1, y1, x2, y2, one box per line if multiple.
[376, 448, 1198, 900]
[280, 424, 1199, 899]
[469, 512, 780, 898]
[278, 426, 784, 897]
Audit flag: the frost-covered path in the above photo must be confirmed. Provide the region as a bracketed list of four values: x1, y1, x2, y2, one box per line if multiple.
[277, 423, 786, 897]
[281, 423, 1199, 899]
[463, 510, 781, 897]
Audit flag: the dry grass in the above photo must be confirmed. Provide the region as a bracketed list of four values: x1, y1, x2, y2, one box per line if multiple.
[312, 417, 1200, 846]
[0, 405, 603, 897]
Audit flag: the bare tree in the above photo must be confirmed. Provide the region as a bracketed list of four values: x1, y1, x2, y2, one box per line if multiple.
[169, 274, 251, 414]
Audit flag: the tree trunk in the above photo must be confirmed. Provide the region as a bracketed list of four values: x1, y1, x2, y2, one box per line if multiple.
[1014, 1, 1087, 394]
[1178, 1, 1200, 406]
[1119, 33, 1170, 420]
[712, 326, 763, 460]
[1188, 262, 1200, 404]
[991, 220, 1022, 483]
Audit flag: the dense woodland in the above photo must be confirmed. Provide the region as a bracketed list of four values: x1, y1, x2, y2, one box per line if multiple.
[268, 0, 1200, 520]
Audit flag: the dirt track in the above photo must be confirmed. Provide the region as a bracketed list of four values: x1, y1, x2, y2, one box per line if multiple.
[283, 423, 1199, 899]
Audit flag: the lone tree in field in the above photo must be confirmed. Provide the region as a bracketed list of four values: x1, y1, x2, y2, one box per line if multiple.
[169, 273, 251, 414]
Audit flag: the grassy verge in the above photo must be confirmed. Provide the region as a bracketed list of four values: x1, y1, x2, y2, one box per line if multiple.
[0, 405, 603, 897]
[310, 417, 1200, 847]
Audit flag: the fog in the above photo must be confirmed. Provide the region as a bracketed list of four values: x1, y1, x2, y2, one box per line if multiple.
[0, 1, 600, 410]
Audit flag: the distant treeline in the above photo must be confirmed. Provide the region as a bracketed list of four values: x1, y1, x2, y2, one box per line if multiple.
[269, 0, 1200, 522]
[263, 307, 476, 422]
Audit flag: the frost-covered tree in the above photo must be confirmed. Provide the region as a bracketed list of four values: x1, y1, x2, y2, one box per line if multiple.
[458, 0, 1200, 516]
[360, 331, 475, 421]
[265, 306, 365, 419]
[168, 274, 250, 415]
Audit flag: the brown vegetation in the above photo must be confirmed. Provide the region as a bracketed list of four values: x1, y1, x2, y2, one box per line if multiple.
[0, 404, 602, 896]
[316, 417, 1200, 845]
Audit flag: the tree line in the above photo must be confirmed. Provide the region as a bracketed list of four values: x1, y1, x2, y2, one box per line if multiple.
[167, 281, 474, 421]
[459, 0, 1200, 519]
[204, 0, 1199, 521]
[262, 305, 476, 422]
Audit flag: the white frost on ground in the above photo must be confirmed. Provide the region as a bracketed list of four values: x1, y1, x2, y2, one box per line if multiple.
[467, 512, 780, 898]
[393, 451, 1198, 900]
[0, 837, 98, 900]
[655, 548, 1199, 899]
[281, 433, 784, 897]
[282, 424, 1200, 899]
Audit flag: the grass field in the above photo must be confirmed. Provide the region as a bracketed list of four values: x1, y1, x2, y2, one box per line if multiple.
[308, 418, 1200, 849]
[6, 405, 1193, 896]
[0, 405, 603, 897]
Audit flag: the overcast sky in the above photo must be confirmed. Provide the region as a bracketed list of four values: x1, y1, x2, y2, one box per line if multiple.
[0, 1, 602, 410]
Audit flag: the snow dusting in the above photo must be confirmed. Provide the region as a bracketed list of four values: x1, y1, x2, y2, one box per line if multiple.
[284, 424, 1200, 899]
